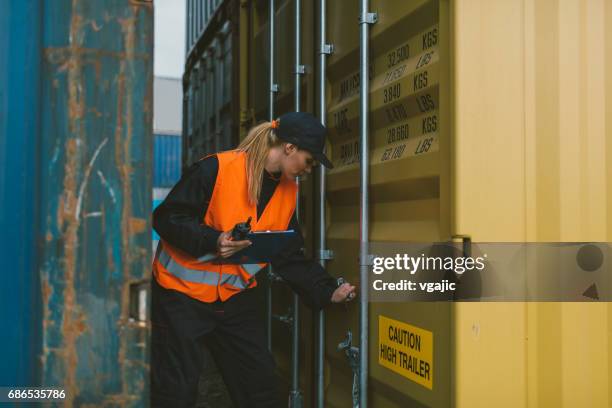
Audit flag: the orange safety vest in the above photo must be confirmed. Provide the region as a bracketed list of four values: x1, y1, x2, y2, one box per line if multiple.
[152, 150, 298, 302]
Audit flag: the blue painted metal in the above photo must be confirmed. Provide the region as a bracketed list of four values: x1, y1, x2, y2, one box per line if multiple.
[39, 0, 153, 404]
[0, 0, 43, 388]
[154, 134, 182, 188]
[1, 0, 153, 404]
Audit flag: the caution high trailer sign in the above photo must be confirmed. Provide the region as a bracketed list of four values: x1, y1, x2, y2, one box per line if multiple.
[379, 315, 434, 390]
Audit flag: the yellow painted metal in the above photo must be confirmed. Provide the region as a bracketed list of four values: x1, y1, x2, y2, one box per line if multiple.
[324, 0, 452, 406]
[451, 0, 527, 404]
[452, 0, 612, 407]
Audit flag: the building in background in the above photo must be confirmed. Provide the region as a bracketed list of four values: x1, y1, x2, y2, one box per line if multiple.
[153, 76, 182, 247]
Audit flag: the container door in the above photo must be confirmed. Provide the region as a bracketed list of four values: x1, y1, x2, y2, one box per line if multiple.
[38, 2, 153, 405]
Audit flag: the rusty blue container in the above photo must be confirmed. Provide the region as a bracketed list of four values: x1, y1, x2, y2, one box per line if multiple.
[0, 0, 153, 405]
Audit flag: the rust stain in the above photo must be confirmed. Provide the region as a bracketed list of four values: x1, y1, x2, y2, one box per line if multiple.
[41, 272, 54, 361]
[129, 0, 154, 8]
[75, 311, 88, 335]
[98, 394, 140, 406]
[107, 249, 116, 273]
[41, 274, 52, 307]
[115, 9, 154, 402]
[129, 217, 147, 234]
[44, 46, 150, 61]
[115, 16, 131, 404]
[88, 108, 102, 117]
[56, 1, 86, 405]
[68, 74, 85, 129]
[93, 58, 102, 83]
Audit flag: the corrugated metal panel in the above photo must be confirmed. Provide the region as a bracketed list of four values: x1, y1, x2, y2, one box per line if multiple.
[323, 1, 451, 407]
[186, 0, 192, 52]
[38, 0, 152, 405]
[452, 1, 612, 407]
[154, 134, 182, 188]
[0, 0, 43, 387]
[208, 45, 217, 154]
[250, 3, 269, 119]
[198, 57, 214, 151]
[183, 6, 238, 167]
[186, 0, 223, 53]
[186, 70, 195, 164]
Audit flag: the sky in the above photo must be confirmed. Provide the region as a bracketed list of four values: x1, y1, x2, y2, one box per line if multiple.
[154, 0, 186, 79]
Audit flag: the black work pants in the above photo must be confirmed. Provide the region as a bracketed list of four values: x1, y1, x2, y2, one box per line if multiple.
[150, 278, 281, 408]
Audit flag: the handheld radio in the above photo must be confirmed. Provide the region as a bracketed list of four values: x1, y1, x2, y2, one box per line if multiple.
[231, 216, 252, 241]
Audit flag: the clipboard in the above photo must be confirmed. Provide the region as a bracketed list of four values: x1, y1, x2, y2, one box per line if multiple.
[215, 229, 298, 264]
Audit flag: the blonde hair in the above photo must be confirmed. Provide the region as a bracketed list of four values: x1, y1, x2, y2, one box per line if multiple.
[235, 121, 284, 205]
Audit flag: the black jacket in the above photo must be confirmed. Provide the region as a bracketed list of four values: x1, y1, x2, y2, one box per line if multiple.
[152, 155, 337, 309]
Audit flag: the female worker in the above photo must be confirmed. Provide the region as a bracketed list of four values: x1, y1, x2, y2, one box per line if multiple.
[151, 112, 356, 407]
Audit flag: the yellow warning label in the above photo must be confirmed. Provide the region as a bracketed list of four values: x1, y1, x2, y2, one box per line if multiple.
[378, 315, 433, 390]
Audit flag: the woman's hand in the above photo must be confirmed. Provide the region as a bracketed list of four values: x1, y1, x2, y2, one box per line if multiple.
[331, 282, 357, 303]
[216, 231, 252, 258]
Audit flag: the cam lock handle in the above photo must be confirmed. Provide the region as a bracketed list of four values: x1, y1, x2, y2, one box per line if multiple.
[337, 330, 361, 408]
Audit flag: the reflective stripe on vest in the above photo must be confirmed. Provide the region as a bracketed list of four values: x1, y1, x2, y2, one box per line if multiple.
[158, 246, 263, 289]
[197, 253, 217, 262]
[158, 247, 219, 286]
[242, 263, 265, 276]
[220, 273, 251, 289]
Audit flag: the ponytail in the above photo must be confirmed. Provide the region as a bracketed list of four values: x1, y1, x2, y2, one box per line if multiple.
[236, 121, 283, 205]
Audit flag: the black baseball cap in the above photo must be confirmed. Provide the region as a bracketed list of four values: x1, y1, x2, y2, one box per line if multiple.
[275, 112, 334, 169]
